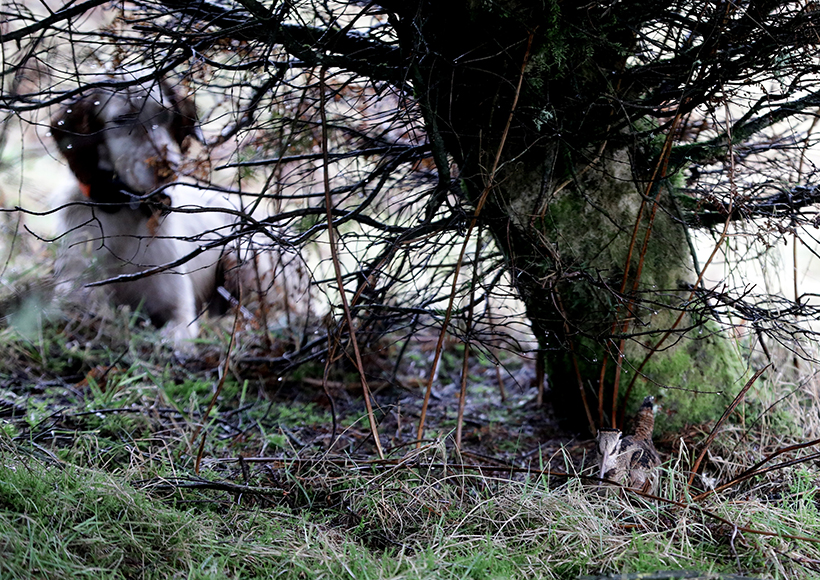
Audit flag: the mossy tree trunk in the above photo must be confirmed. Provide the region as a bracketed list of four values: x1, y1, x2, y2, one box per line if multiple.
[397, 1, 743, 430]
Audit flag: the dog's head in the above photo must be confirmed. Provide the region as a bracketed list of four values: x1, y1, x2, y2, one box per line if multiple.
[51, 80, 198, 200]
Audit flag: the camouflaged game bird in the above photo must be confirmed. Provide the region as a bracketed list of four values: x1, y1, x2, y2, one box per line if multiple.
[596, 396, 661, 494]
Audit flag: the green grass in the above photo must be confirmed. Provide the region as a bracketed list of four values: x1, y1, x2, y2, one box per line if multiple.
[3, 293, 820, 578]
[4, 437, 803, 580]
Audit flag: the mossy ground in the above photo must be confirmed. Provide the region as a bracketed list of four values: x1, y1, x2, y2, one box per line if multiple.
[0, 294, 819, 579]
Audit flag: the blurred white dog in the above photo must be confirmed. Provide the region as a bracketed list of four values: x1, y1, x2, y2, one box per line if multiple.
[51, 79, 239, 342]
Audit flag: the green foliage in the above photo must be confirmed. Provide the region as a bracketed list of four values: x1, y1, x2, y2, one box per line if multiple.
[525, 0, 623, 88]
[529, 0, 577, 79]
[264, 401, 331, 428]
[265, 432, 290, 449]
[161, 378, 221, 403]
[288, 361, 324, 382]
[295, 212, 322, 234]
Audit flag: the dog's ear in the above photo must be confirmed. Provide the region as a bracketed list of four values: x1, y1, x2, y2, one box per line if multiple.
[51, 94, 105, 187]
[161, 81, 199, 153]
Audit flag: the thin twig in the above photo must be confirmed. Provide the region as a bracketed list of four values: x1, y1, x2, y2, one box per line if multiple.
[619, 103, 740, 420]
[693, 436, 820, 501]
[193, 304, 242, 474]
[554, 293, 596, 433]
[319, 66, 384, 459]
[685, 364, 770, 494]
[607, 111, 682, 427]
[321, 320, 339, 451]
[456, 228, 481, 449]
[416, 33, 534, 446]
[196, 453, 820, 545]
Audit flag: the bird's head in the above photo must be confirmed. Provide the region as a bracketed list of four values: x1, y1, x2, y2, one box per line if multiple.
[596, 428, 622, 479]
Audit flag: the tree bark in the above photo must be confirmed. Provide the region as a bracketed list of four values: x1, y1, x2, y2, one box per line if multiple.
[401, 1, 742, 430]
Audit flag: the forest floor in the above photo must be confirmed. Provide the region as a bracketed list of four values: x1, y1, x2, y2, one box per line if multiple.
[1, 286, 820, 579]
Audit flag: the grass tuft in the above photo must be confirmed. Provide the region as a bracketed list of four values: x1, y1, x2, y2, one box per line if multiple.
[2, 290, 820, 578]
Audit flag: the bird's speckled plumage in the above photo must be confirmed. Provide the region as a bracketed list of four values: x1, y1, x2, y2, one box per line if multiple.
[596, 396, 661, 494]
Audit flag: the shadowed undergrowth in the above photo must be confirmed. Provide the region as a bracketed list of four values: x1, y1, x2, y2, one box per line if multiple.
[5, 437, 817, 580]
[1, 298, 820, 579]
